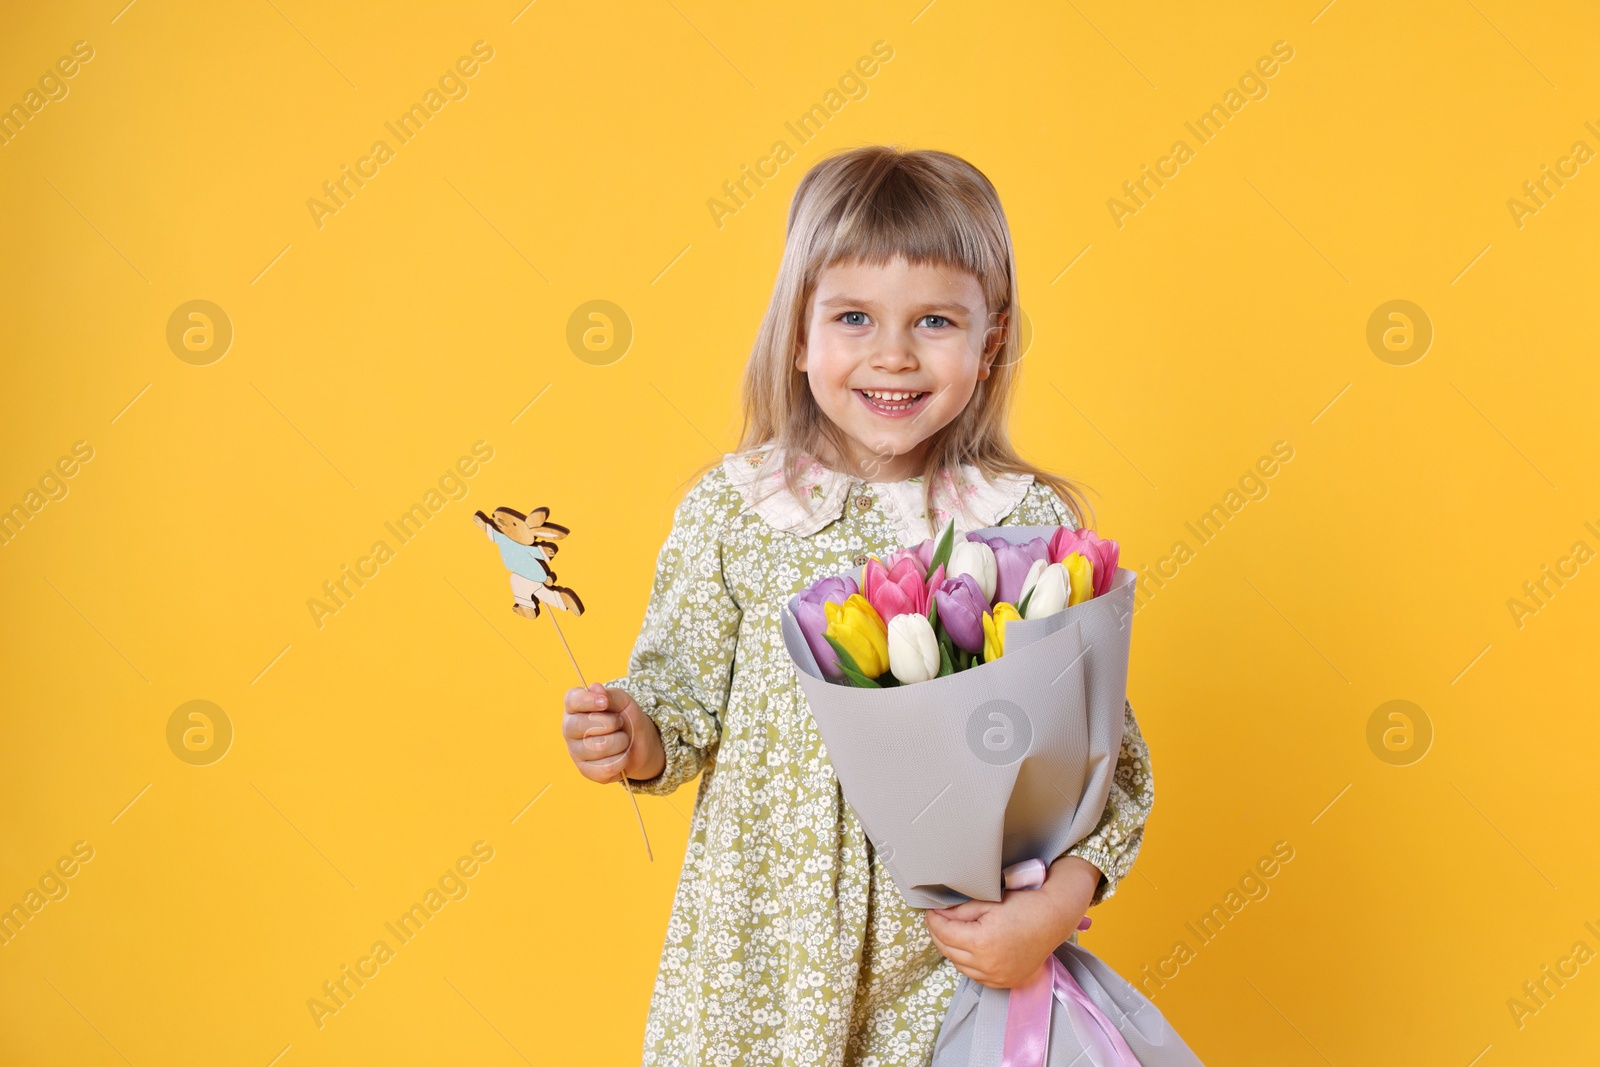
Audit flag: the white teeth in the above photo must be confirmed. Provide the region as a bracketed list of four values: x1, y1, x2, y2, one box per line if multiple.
[861, 389, 924, 401]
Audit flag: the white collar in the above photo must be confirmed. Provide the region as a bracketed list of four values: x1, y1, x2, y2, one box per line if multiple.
[722, 443, 1034, 545]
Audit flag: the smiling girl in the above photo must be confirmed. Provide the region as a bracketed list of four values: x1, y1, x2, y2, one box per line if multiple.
[561, 145, 1154, 1066]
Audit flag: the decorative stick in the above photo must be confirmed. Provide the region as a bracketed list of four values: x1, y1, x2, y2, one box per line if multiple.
[474, 505, 654, 861]
[546, 609, 653, 862]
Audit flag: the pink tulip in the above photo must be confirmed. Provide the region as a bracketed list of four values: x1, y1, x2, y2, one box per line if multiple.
[863, 555, 944, 620]
[884, 538, 935, 578]
[1048, 527, 1120, 598]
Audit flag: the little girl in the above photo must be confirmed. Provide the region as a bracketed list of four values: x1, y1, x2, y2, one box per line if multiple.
[561, 145, 1154, 1066]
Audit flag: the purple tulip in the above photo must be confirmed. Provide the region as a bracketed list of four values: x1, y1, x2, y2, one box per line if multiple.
[795, 575, 859, 679]
[933, 572, 988, 653]
[967, 534, 1050, 605]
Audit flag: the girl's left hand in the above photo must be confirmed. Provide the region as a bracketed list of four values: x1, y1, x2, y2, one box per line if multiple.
[923, 856, 1101, 989]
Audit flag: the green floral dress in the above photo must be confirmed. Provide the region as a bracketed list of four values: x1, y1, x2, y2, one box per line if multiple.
[605, 445, 1155, 1067]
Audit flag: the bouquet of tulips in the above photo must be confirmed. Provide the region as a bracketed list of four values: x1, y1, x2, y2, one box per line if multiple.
[779, 516, 1137, 909]
[781, 519, 1202, 1066]
[791, 520, 1121, 688]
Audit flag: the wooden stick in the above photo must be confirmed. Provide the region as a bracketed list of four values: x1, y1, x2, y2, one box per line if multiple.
[548, 609, 653, 862]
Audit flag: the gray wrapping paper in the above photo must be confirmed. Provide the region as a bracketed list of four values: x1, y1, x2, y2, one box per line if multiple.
[781, 526, 1203, 1064]
[931, 942, 1205, 1067]
[780, 526, 1138, 908]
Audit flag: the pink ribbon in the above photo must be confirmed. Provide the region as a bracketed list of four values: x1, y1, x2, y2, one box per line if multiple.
[997, 859, 1134, 1067]
[1000, 955, 1140, 1067]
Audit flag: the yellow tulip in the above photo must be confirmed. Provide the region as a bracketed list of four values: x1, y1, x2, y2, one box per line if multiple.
[982, 602, 1022, 662]
[824, 593, 890, 678]
[1063, 551, 1094, 606]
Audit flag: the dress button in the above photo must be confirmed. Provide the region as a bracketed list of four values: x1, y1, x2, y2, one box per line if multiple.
[856, 493, 874, 510]
[852, 553, 869, 566]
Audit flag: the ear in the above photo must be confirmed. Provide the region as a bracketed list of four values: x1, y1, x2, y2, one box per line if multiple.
[492, 506, 528, 525]
[525, 507, 549, 527]
[528, 523, 569, 540]
[978, 309, 1008, 380]
[794, 334, 808, 373]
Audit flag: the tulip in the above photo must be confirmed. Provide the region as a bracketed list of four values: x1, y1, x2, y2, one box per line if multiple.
[863, 555, 934, 620]
[885, 539, 935, 578]
[824, 593, 890, 679]
[887, 612, 940, 684]
[1062, 551, 1094, 606]
[1022, 562, 1069, 619]
[863, 553, 948, 624]
[947, 540, 997, 603]
[970, 534, 1050, 606]
[794, 575, 860, 679]
[1048, 526, 1120, 598]
[981, 602, 1022, 662]
[1016, 558, 1048, 610]
[933, 572, 988, 653]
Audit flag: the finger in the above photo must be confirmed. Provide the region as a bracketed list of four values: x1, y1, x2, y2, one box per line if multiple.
[924, 921, 973, 965]
[930, 900, 991, 922]
[574, 729, 629, 761]
[576, 753, 624, 784]
[577, 711, 624, 739]
[561, 710, 622, 740]
[924, 912, 976, 953]
[565, 685, 610, 713]
[583, 749, 629, 783]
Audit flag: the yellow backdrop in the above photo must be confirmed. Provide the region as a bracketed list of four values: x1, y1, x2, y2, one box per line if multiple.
[3, 1, 1596, 1063]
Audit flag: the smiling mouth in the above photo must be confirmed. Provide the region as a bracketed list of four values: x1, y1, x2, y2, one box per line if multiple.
[856, 388, 930, 416]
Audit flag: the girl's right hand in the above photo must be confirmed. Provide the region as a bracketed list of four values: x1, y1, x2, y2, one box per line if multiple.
[561, 683, 666, 784]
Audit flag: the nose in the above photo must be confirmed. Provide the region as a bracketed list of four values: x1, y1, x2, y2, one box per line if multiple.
[871, 324, 920, 371]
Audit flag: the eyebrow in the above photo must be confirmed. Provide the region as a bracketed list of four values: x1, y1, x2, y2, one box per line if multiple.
[815, 295, 975, 315]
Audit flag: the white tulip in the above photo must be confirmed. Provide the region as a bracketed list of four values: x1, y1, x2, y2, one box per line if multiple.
[1022, 562, 1070, 619]
[948, 540, 997, 602]
[1017, 558, 1048, 608]
[887, 612, 941, 684]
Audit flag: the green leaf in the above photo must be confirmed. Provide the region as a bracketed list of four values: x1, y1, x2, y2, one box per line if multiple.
[928, 516, 956, 573]
[927, 595, 939, 631]
[938, 640, 954, 677]
[1017, 583, 1035, 617]
[824, 632, 863, 676]
[841, 663, 883, 687]
[824, 633, 882, 688]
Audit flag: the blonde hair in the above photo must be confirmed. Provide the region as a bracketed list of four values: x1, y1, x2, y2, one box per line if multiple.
[715, 144, 1097, 533]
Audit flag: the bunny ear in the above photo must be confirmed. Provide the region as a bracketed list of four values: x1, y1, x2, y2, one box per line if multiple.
[525, 507, 550, 526]
[492, 506, 529, 523]
[528, 522, 569, 540]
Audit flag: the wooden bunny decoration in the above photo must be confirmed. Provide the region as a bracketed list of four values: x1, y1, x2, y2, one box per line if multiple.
[473, 506, 586, 619]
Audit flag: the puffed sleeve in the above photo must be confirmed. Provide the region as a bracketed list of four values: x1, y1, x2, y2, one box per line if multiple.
[1066, 699, 1153, 906]
[1015, 480, 1155, 906]
[601, 467, 743, 797]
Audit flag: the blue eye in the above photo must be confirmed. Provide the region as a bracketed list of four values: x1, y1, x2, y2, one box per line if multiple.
[839, 311, 869, 326]
[920, 314, 952, 328]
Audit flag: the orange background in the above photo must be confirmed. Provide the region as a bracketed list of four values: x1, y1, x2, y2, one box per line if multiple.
[2, 1, 1597, 1063]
